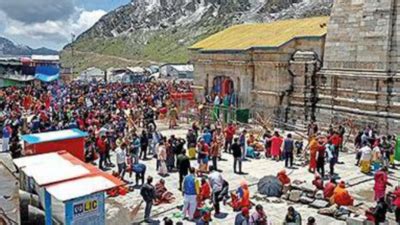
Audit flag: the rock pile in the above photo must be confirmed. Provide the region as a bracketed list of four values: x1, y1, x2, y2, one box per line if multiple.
[284, 182, 330, 209]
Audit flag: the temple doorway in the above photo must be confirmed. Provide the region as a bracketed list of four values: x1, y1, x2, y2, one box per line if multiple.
[212, 76, 237, 106]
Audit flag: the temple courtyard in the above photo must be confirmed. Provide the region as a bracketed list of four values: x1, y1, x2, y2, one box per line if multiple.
[103, 121, 399, 225]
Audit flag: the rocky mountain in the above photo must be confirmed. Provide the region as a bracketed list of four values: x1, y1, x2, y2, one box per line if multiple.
[62, 0, 333, 70]
[0, 36, 58, 56]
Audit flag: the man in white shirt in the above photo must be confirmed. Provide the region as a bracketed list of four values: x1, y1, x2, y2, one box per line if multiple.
[116, 143, 127, 180]
[359, 143, 372, 174]
[208, 166, 224, 215]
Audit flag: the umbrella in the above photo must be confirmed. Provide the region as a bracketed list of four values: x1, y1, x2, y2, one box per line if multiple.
[257, 175, 283, 197]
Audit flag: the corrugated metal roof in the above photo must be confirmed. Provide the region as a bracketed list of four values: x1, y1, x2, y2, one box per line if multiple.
[14, 152, 64, 168]
[21, 128, 88, 144]
[127, 67, 145, 73]
[170, 65, 194, 72]
[46, 176, 116, 201]
[23, 163, 90, 186]
[13, 151, 124, 201]
[31, 55, 60, 61]
[190, 16, 329, 51]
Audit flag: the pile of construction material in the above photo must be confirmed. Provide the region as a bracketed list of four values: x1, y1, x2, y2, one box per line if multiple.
[283, 181, 330, 209]
[253, 179, 371, 224]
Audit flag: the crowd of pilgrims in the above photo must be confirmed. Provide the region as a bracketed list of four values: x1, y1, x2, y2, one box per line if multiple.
[0, 81, 189, 159]
[1, 80, 400, 225]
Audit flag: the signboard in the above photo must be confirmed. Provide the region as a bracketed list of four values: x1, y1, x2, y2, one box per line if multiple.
[65, 192, 105, 225]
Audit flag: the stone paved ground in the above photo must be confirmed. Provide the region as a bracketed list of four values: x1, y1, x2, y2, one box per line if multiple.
[99, 121, 399, 224]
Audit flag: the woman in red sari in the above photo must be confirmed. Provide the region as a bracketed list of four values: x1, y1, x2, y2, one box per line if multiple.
[270, 131, 283, 161]
[373, 167, 392, 201]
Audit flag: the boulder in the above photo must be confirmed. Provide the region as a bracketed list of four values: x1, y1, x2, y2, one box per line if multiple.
[299, 183, 316, 193]
[337, 214, 349, 221]
[306, 192, 315, 198]
[318, 204, 338, 216]
[282, 184, 291, 194]
[315, 190, 324, 199]
[299, 195, 314, 204]
[252, 193, 265, 201]
[267, 197, 283, 203]
[334, 206, 351, 221]
[310, 199, 329, 209]
[290, 180, 304, 190]
[346, 216, 366, 225]
[288, 190, 302, 202]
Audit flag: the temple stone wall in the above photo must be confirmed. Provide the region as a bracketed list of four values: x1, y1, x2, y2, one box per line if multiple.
[316, 0, 400, 134]
[191, 37, 325, 120]
[323, 0, 393, 72]
[191, 52, 254, 106]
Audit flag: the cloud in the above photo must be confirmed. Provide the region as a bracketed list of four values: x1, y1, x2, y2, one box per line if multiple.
[0, 0, 75, 24]
[2, 9, 106, 49]
[71, 10, 107, 36]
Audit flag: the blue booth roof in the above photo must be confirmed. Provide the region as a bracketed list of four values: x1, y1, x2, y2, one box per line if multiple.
[35, 66, 60, 82]
[22, 129, 88, 144]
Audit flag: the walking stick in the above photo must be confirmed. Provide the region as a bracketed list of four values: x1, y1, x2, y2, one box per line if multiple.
[129, 200, 144, 220]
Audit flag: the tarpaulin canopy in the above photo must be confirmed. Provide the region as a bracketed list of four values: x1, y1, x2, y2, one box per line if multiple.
[21, 128, 88, 144]
[395, 137, 400, 161]
[35, 66, 60, 82]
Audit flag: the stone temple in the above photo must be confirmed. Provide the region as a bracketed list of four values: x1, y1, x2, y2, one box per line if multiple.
[190, 0, 400, 133]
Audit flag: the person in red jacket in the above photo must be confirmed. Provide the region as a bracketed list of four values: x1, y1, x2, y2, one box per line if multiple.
[224, 123, 236, 153]
[97, 135, 107, 170]
[323, 178, 337, 199]
[199, 178, 211, 201]
[329, 132, 342, 162]
[312, 174, 324, 190]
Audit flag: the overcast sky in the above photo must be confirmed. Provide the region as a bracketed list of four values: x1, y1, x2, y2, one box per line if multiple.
[0, 0, 130, 50]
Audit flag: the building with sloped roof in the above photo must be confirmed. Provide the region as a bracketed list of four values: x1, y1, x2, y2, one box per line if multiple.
[190, 17, 328, 122]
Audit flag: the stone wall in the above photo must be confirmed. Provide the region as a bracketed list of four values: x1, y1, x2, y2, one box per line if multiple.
[316, 0, 400, 133]
[323, 0, 394, 72]
[191, 51, 254, 107]
[288, 51, 321, 130]
[191, 37, 325, 122]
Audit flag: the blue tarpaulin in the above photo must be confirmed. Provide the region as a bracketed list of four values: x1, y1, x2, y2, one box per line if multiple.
[35, 66, 60, 82]
[22, 129, 88, 144]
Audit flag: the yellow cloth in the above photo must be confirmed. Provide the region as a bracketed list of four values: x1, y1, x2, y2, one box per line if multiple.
[188, 147, 196, 159]
[390, 154, 395, 164]
[195, 179, 201, 195]
[360, 160, 371, 173]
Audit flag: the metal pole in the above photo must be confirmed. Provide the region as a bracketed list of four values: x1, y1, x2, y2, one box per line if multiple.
[71, 33, 76, 77]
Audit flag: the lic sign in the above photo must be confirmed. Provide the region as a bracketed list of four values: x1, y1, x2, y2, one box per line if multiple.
[65, 192, 105, 225]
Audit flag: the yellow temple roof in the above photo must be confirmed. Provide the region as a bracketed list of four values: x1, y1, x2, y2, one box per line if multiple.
[190, 16, 329, 51]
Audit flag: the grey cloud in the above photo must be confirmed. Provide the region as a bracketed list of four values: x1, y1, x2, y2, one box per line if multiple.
[0, 0, 75, 24]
